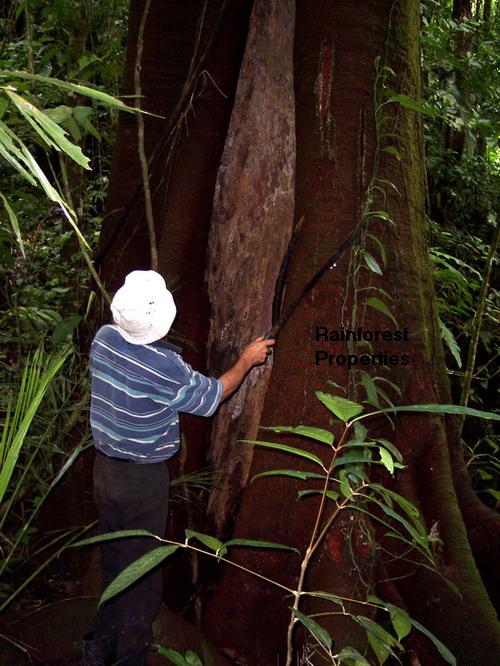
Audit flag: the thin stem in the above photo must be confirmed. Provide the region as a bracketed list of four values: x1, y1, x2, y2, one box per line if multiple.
[134, 0, 157, 270]
[285, 426, 352, 666]
[458, 218, 499, 436]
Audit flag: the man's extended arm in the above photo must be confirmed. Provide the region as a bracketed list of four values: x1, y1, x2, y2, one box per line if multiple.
[219, 336, 275, 400]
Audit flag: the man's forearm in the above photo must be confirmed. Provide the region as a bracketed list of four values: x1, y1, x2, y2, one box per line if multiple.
[219, 356, 253, 400]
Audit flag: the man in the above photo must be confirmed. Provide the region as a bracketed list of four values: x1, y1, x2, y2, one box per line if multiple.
[83, 269, 274, 666]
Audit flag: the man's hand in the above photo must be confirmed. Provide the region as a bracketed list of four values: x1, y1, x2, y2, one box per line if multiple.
[240, 336, 275, 367]
[219, 336, 275, 400]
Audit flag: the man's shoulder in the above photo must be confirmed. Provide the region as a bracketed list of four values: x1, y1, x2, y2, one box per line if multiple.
[93, 324, 119, 342]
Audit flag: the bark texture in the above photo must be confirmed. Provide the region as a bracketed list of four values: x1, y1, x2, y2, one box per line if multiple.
[204, 0, 296, 536]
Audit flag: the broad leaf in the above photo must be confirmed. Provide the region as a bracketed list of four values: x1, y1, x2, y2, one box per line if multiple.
[241, 440, 326, 469]
[153, 645, 188, 666]
[387, 92, 435, 118]
[70, 529, 159, 549]
[293, 608, 332, 651]
[375, 439, 403, 463]
[337, 646, 371, 665]
[365, 297, 398, 326]
[6, 90, 90, 169]
[363, 251, 383, 275]
[360, 372, 379, 407]
[354, 616, 400, 664]
[298, 489, 340, 502]
[306, 591, 345, 608]
[389, 606, 412, 642]
[100, 545, 178, 605]
[409, 617, 456, 665]
[359, 404, 500, 422]
[316, 392, 364, 421]
[185, 529, 226, 556]
[378, 447, 394, 474]
[1, 71, 137, 113]
[260, 425, 334, 445]
[224, 538, 299, 555]
[251, 469, 326, 483]
[185, 651, 203, 666]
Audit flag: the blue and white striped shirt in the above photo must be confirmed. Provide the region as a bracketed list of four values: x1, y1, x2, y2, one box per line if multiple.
[90, 325, 222, 462]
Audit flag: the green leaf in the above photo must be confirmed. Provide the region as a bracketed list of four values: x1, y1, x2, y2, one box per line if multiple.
[337, 646, 371, 665]
[315, 392, 364, 422]
[333, 452, 373, 468]
[185, 530, 227, 556]
[375, 178, 401, 197]
[44, 105, 73, 124]
[0, 119, 37, 185]
[438, 317, 462, 368]
[354, 616, 400, 664]
[260, 425, 334, 445]
[365, 297, 398, 326]
[52, 315, 82, 344]
[381, 145, 401, 160]
[338, 469, 352, 498]
[387, 92, 435, 118]
[353, 421, 368, 442]
[0, 193, 25, 258]
[100, 545, 178, 605]
[359, 404, 500, 422]
[365, 210, 394, 223]
[389, 606, 412, 642]
[185, 650, 203, 666]
[378, 447, 394, 474]
[224, 538, 300, 556]
[73, 105, 101, 140]
[363, 251, 383, 275]
[293, 608, 332, 651]
[360, 372, 380, 408]
[0, 96, 9, 119]
[0, 346, 70, 505]
[306, 591, 345, 608]
[366, 234, 388, 267]
[251, 469, 326, 483]
[408, 617, 456, 665]
[6, 90, 90, 169]
[0, 71, 137, 113]
[298, 489, 340, 502]
[153, 645, 188, 666]
[375, 439, 403, 463]
[240, 440, 326, 469]
[69, 529, 158, 549]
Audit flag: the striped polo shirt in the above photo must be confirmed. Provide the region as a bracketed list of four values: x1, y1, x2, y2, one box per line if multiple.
[90, 325, 223, 462]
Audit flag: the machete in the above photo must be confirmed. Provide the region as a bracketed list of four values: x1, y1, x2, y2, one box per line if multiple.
[264, 218, 365, 340]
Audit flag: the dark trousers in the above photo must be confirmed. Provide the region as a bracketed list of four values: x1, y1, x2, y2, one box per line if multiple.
[92, 451, 169, 665]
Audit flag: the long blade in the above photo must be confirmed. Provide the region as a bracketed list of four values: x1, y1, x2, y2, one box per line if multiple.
[265, 220, 364, 338]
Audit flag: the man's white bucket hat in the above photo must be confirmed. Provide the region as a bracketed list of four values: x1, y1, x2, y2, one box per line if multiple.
[110, 270, 176, 345]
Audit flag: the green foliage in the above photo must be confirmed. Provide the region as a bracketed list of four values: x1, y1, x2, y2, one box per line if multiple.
[0, 0, 130, 613]
[66, 386, 495, 664]
[154, 645, 204, 666]
[0, 343, 70, 505]
[421, 0, 500, 505]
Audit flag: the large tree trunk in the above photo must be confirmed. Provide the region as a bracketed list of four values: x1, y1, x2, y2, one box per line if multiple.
[204, 0, 296, 537]
[92, 0, 500, 664]
[200, 1, 500, 664]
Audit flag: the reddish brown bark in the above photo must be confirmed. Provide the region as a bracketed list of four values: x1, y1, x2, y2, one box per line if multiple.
[201, 1, 500, 664]
[204, 0, 296, 537]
